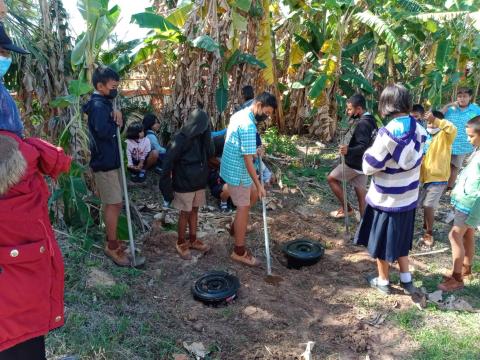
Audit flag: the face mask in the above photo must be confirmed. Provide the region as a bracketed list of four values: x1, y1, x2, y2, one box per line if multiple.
[0, 56, 12, 77]
[255, 113, 268, 122]
[427, 127, 441, 135]
[106, 89, 118, 99]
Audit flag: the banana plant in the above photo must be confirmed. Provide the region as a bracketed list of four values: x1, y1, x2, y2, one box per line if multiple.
[71, 0, 121, 82]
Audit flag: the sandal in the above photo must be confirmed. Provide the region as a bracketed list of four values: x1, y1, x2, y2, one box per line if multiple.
[190, 239, 210, 252]
[230, 250, 260, 267]
[329, 208, 353, 219]
[422, 233, 434, 247]
[176, 242, 192, 260]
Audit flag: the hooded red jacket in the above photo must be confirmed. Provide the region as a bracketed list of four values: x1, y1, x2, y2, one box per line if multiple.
[0, 131, 71, 352]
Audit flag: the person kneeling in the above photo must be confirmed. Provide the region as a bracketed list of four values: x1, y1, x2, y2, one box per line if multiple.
[126, 121, 159, 183]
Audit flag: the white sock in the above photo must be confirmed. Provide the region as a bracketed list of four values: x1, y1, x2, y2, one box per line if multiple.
[377, 277, 389, 286]
[400, 272, 412, 283]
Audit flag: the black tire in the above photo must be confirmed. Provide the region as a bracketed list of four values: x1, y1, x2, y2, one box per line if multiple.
[282, 239, 324, 268]
[192, 271, 240, 304]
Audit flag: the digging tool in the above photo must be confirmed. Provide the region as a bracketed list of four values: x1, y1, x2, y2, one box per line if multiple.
[340, 128, 351, 241]
[259, 156, 283, 285]
[113, 99, 142, 267]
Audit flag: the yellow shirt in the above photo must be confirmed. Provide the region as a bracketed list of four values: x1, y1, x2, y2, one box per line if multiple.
[420, 119, 457, 184]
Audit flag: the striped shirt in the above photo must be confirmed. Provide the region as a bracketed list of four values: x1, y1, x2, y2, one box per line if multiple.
[363, 116, 427, 212]
[445, 103, 480, 155]
[220, 108, 257, 186]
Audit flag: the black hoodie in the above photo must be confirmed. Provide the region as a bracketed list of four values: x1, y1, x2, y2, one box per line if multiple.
[345, 113, 378, 171]
[159, 109, 214, 201]
[83, 93, 120, 172]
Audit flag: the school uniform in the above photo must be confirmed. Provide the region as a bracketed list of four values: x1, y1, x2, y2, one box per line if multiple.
[354, 116, 427, 262]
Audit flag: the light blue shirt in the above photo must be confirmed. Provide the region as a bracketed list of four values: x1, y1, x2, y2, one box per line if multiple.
[145, 130, 166, 154]
[445, 103, 480, 155]
[385, 115, 412, 138]
[220, 108, 257, 186]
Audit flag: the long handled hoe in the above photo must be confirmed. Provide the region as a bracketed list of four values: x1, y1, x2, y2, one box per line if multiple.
[113, 99, 141, 267]
[259, 156, 282, 285]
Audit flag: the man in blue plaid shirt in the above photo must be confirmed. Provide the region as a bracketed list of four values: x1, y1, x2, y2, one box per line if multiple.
[220, 92, 277, 266]
[443, 87, 480, 189]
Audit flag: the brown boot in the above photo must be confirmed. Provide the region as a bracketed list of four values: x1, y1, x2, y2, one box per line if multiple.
[176, 241, 192, 260]
[438, 273, 464, 292]
[104, 242, 131, 267]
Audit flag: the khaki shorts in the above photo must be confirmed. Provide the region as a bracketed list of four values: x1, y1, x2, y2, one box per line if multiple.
[453, 209, 469, 227]
[329, 163, 367, 189]
[172, 190, 206, 212]
[451, 154, 467, 169]
[418, 183, 447, 209]
[94, 169, 123, 205]
[229, 184, 253, 207]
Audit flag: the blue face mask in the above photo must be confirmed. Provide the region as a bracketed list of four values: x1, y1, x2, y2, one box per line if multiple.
[0, 55, 12, 78]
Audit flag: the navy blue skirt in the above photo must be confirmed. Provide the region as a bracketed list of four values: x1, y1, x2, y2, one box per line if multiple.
[354, 205, 416, 262]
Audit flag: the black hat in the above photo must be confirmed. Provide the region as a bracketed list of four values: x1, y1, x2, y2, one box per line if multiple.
[0, 23, 29, 55]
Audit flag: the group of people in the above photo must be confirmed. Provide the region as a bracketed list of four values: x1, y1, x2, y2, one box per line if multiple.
[0, 19, 479, 358]
[327, 86, 480, 295]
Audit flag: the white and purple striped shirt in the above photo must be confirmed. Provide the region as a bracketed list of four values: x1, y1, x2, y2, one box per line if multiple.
[363, 116, 427, 212]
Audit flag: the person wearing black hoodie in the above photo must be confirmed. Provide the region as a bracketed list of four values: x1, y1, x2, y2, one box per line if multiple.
[327, 94, 377, 218]
[159, 105, 214, 260]
[83, 66, 132, 267]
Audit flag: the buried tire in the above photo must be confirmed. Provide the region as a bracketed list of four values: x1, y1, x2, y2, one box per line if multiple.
[282, 239, 324, 269]
[192, 271, 240, 305]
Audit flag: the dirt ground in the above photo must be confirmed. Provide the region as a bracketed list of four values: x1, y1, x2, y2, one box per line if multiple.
[132, 186, 426, 360]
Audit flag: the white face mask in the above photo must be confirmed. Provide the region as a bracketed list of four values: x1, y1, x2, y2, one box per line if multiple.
[427, 127, 441, 135]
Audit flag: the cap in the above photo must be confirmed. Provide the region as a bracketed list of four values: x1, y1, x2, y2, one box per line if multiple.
[0, 23, 29, 55]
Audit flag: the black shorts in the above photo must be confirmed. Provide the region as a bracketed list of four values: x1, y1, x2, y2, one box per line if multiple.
[0, 336, 46, 360]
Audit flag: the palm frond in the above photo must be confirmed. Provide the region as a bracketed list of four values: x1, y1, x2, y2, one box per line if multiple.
[354, 10, 404, 57]
[396, 0, 424, 13]
[407, 11, 469, 22]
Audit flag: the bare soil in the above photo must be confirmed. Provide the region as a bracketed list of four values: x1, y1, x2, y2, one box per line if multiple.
[134, 188, 422, 360]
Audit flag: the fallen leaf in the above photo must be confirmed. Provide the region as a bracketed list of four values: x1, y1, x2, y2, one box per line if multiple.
[427, 290, 443, 303]
[183, 342, 208, 360]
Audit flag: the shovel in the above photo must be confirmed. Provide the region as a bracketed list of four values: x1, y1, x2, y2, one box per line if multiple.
[114, 100, 145, 268]
[259, 156, 282, 285]
[340, 127, 352, 241]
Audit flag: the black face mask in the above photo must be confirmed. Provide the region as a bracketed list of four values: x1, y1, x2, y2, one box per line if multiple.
[350, 111, 360, 120]
[106, 89, 118, 99]
[255, 113, 268, 122]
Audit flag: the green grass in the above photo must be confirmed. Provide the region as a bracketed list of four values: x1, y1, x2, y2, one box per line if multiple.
[263, 127, 298, 156]
[46, 240, 187, 360]
[392, 307, 480, 360]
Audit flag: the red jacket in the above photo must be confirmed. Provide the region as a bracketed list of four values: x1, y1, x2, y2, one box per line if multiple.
[0, 131, 71, 351]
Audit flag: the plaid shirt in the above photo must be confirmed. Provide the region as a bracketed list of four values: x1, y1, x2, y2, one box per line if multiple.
[220, 108, 257, 186]
[445, 103, 480, 155]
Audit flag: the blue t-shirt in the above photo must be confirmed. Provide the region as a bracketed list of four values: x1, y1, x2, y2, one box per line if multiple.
[220, 108, 258, 186]
[145, 130, 166, 154]
[445, 103, 480, 155]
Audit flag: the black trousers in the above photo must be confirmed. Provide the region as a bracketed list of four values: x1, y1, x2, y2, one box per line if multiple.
[0, 336, 46, 360]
